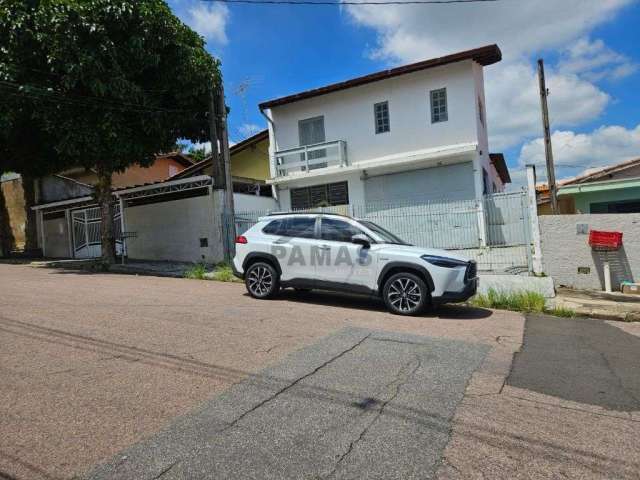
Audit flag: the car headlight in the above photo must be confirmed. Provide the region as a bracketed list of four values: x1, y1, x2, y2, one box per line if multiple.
[421, 254, 468, 268]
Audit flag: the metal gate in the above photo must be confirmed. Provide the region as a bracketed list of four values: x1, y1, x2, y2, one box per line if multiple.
[71, 205, 122, 258]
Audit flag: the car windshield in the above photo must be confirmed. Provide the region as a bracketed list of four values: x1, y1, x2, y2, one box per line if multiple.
[359, 220, 411, 245]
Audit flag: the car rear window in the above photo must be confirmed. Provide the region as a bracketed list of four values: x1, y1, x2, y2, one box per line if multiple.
[262, 219, 283, 235]
[262, 217, 316, 239]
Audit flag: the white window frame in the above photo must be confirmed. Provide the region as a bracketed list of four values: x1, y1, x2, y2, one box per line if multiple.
[430, 88, 448, 123]
[374, 101, 390, 134]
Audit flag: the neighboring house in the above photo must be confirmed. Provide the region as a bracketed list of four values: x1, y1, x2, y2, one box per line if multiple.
[29, 137, 277, 261]
[171, 129, 273, 199]
[259, 44, 510, 216]
[537, 157, 640, 214]
[39, 152, 194, 204]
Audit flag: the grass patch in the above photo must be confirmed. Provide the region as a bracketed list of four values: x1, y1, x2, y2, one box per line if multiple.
[184, 263, 207, 280]
[184, 262, 240, 283]
[209, 263, 240, 282]
[471, 288, 546, 313]
[547, 305, 576, 318]
[471, 288, 576, 318]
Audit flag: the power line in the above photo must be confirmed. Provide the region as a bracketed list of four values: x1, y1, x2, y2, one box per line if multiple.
[201, 0, 497, 4]
[0, 81, 204, 115]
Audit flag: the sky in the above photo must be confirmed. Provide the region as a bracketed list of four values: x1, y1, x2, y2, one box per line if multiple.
[167, 0, 640, 189]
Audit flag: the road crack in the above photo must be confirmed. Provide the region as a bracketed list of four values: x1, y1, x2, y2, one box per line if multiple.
[220, 333, 372, 433]
[322, 355, 422, 479]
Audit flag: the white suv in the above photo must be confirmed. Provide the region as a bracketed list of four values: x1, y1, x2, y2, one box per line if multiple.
[232, 213, 478, 316]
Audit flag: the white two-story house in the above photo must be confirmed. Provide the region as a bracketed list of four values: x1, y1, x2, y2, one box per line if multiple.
[259, 44, 510, 246]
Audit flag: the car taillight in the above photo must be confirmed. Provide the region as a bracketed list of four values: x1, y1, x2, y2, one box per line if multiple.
[235, 235, 248, 244]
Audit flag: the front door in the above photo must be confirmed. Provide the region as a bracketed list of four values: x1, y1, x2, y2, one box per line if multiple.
[316, 217, 376, 291]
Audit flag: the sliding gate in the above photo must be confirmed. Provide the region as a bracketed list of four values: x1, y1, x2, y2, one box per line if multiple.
[71, 205, 122, 258]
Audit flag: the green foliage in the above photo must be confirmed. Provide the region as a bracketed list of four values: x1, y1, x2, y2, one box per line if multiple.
[210, 263, 238, 282]
[471, 289, 546, 313]
[184, 263, 207, 280]
[471, 288, 576, 318]
[547, 306, 576, 318]
[187, 145, 208, 163]
[183, 262, 239, 282]
[0, 0, 220, 174]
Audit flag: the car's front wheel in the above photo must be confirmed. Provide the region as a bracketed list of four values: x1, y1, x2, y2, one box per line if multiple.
[382, 272, 429, 316]
[245, 262, 280, 299]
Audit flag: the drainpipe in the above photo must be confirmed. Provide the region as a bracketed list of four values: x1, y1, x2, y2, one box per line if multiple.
[472, 155, 488, 247]
[260, 107, 279, 204]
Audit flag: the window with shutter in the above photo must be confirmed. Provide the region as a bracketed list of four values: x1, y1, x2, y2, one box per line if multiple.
[290, 181, 349, 210]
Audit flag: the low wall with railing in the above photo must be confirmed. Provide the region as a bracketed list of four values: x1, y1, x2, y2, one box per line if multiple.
[231, 191, 533, 273]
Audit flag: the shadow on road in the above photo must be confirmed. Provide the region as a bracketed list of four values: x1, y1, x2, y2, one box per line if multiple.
[268, 289, 492, 320]
[508, 314, 640, 411]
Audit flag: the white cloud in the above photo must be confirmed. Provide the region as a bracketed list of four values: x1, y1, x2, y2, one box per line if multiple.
[518, 124, 640, 180]
[345, 0, 633, 151]
[190, 141, 212, 153]
[175, 1, 229, 45]
[558, 37, 637, 82]
[238, 123, 262, 138]
[486, 62, 610, 150]
[346, 0, 633, 64]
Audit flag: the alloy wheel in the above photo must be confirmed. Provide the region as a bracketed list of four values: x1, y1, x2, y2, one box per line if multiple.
[247, 265, 273, 297]
[387, 277, 422, 313]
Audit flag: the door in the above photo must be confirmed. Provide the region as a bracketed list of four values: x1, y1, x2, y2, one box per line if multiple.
[269, 216, 318, 284]
[316, 217, 377, 291]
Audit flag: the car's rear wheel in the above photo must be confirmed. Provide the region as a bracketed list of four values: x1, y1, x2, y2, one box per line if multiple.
[245, 262, 279, 299]
[382, 272, 429, 316]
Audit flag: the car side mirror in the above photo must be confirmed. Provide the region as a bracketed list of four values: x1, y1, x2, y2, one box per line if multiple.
[351, 234, 370, 248]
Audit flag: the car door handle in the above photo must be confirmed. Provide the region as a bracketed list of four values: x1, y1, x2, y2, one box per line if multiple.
[319, 245, 331, 250]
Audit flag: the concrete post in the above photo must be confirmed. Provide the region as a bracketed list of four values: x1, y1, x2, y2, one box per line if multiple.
[472, 156, 487, 247]
[526, 164, 544, 274]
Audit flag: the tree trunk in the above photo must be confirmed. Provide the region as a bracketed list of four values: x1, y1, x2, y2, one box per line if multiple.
[95, 165, 116, 265]
[0, 184, 14, 257]
[21, 174, 39, 253]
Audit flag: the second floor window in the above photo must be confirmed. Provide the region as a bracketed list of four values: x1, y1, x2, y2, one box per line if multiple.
[374, 101, 390, 134]
[430, 88, 448, 123]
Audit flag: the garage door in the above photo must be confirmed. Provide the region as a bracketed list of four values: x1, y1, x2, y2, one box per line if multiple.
[361, 162, 480, 249]
[363, 162, 475, 205]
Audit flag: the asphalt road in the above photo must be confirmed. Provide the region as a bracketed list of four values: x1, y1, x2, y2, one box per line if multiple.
[86, 328, 489, 480]
[509, 314, 640, 411]
[3, 265, 640, 480]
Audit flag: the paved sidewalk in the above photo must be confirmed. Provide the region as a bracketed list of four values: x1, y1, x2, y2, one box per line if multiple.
[437, 314, 640, 480]
[553, 287, 640, 321]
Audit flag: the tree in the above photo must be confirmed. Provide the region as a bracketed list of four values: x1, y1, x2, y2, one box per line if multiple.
[0, 0, 220, 263]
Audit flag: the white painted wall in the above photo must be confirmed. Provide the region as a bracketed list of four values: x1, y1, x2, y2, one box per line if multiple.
[266, 60, 480, 171]
[233, 192, 278, 212]
[470, 62, 504, 193]
[125, 194, 224, 263]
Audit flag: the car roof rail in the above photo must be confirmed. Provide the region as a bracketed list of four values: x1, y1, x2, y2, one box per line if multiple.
[262, 211, 354, 219]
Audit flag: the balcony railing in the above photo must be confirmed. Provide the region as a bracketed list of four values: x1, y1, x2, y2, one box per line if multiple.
[275, 140, 347, 177]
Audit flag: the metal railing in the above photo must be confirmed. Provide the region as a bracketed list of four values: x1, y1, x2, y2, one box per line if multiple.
[275, 140, 347, 177]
